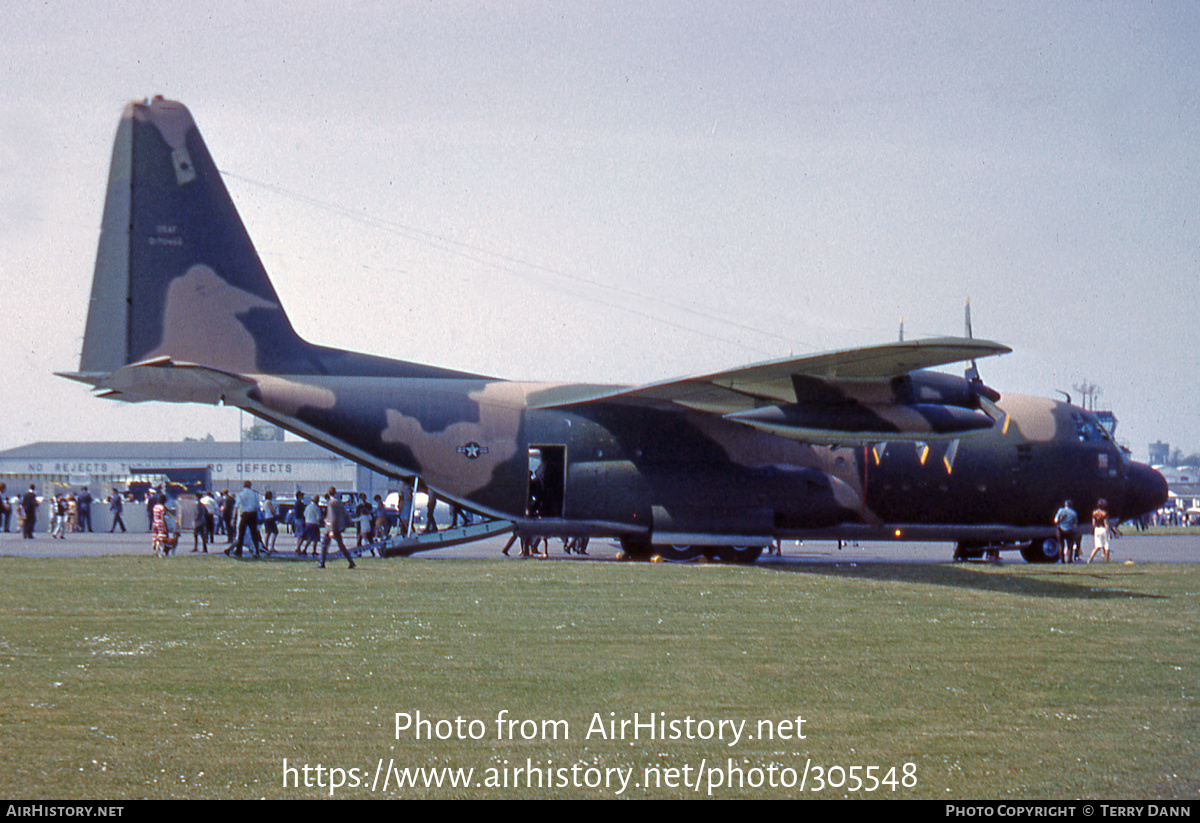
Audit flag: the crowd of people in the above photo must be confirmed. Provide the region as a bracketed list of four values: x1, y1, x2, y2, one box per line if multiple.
[136, 483, 438, 568]
[2, 483, 102, 539]
[3, 478, 453, 554]
[149, 483, 395, 568]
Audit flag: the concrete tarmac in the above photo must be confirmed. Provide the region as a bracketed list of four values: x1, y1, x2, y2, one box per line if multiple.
[2, 527, 1197, 564]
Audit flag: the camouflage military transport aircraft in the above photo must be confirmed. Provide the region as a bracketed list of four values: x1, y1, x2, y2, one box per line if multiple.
[61, 98, 1168, 563]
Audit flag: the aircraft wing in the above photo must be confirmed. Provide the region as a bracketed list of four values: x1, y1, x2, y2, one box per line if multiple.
[532, 336, 1012, 445]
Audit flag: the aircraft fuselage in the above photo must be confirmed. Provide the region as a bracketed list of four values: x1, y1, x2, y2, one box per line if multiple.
[240, 369, 1160, 552]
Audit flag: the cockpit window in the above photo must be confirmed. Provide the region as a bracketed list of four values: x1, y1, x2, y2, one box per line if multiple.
[1070, 411, 1112, 443]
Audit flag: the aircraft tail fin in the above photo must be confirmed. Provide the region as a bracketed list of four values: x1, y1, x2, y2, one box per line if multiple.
[64, 97, 487, 402]
[75, 97, 313, 382]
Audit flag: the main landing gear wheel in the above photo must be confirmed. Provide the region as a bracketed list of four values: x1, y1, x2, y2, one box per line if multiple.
[655, 545, 703, 562]
[1020, 537, 1060, 564]
[618, 538, 653, 561]
[953, 542, 986, 561]
[704, 545, 764, 564]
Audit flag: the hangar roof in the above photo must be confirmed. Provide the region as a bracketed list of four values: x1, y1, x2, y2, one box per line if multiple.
[0, 441, 346, 461]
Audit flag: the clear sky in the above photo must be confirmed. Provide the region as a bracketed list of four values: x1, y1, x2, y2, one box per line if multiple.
[2, 1, 1197, 462]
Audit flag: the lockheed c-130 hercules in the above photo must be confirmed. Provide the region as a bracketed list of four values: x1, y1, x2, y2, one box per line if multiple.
[61, 98, 1168, 563]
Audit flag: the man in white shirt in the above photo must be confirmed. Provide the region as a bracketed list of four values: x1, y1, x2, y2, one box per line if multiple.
[230, 480, 264, 558]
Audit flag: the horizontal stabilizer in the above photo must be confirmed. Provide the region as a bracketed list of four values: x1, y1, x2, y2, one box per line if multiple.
[56, 359, 254, 405]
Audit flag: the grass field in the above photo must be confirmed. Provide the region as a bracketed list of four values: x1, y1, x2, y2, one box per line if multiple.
[0, 555, 1195, 799]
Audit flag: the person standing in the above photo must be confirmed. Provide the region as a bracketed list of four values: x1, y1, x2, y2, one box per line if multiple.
[318, 487, 356, 569]
[424, 487, 439, 533]
[220, 490, 235, 542]
[46, 494, 59, 536]
[190, 496, 209, 553]
[199, 491, 217, 543]
[355, 493, 373, 549]
[292, 491, 308, 553]
[52, 496, 68, 539]
[299, 493, 322, 555]
[0, 483, 10, 532]
[1088, 499, 1112, 563]
[109, 491, 126, 532]
[373, 494, 390, 541]
[231, 480, 264, 558]
[78, 487, 93, 532]
[262, 490, 279, 553]
[146, 487, 160, 532]
[22, 485, 38, 539]
[1054, 500, 1079, 564]
[151, 494, 175, 557]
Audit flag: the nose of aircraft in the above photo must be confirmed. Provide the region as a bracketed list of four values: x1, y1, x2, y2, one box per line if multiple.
[1123, 462, 1169, 520]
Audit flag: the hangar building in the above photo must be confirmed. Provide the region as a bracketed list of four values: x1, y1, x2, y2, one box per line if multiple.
[0, 440, 397, 504]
